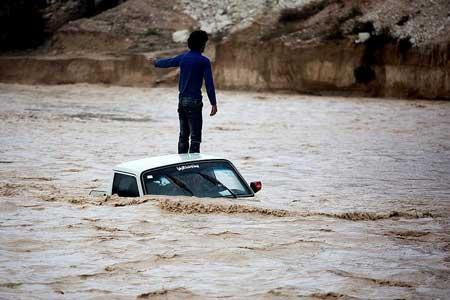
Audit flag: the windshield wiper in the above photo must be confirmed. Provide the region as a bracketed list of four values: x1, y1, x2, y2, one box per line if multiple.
[165, 175, 194, 196]
[198, 172, 237, 198]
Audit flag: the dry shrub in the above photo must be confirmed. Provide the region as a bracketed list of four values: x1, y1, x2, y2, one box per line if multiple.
[278, 0, 343, 23]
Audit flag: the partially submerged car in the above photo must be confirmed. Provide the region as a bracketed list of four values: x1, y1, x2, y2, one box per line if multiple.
[91, 154, 261, 198]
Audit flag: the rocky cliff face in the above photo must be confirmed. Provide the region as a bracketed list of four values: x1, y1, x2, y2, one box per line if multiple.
[0, 0, 127, 51]
[49, 0, 196, 54]
[212, 0, 450, 99]
[0, 0, 449, 99]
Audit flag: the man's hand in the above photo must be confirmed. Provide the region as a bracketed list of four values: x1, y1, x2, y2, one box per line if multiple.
[210, 105, 217, 116]
[146, 57, 156, 66]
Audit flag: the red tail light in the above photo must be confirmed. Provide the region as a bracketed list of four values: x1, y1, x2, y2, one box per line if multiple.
[250, 181, 262, 193]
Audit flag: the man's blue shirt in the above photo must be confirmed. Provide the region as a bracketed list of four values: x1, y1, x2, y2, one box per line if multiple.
[154, 50, 216, 105]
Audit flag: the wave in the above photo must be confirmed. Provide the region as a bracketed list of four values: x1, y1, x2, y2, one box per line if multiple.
[13, 184, 437, 221]
[329, 270, 413, 288]
[155, 197, 293, 217]
[155, 197, 435, 221]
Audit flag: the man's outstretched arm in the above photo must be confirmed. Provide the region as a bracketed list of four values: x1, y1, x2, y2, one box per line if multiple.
[148, 53, 184, 68]
[204, 60, 217, 116]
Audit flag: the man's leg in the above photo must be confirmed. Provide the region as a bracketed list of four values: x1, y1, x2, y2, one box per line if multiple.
[188, 103, 203, 153]
[178, 105, 190, 154]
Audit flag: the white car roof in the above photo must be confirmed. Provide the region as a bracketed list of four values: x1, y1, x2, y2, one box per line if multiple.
[113, 153, 223, 175]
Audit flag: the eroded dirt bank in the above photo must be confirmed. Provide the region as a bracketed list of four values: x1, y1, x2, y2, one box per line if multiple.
[0, 84, 449, 298]
[1, 40, 448, 99]
[0, 55, 151, 86]
[214, 38, 450, 99]
[0, 49, 186, 86]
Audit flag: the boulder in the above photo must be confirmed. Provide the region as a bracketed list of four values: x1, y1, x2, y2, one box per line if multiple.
[172, 30, 190, 43]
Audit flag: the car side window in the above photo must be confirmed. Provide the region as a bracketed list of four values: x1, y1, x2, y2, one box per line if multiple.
[112, 173, 139, 197]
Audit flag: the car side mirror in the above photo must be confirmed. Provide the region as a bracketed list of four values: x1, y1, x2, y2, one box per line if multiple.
[250, 181, 262, 193]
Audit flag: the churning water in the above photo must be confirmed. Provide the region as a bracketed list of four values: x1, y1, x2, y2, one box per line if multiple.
[0, 83, 449, 299]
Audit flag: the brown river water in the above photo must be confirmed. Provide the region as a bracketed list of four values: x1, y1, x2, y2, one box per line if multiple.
[0, 83, 449, 299]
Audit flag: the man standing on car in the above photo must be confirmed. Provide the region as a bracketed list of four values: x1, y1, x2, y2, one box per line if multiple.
[148, 30, 217, 154]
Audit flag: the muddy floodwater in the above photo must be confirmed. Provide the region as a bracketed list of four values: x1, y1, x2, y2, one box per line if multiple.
[1, 83, 449, 299]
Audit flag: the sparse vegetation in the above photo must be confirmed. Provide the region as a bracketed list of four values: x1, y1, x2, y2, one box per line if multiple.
[322, 23, 344, 40]
[278, 0, 343, 23]
[141, 27, 161, 36]
[323, 4, 362, 40]
[396, 15, 410, 26]
[346, 5, 363, 20]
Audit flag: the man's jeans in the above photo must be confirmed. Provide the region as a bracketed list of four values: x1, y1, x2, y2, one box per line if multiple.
[178, 97, 203, 153]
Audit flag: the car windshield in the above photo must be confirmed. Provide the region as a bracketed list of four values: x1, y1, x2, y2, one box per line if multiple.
[142, 160, 252, 198]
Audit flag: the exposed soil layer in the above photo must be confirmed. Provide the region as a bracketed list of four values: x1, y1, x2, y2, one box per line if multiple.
[214, 37, 450, 99]
[0, 50, 182, 86]
[1, 41, 447, 99]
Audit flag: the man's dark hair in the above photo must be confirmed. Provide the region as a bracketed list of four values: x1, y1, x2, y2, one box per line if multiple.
[188, 30, 209, 51]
